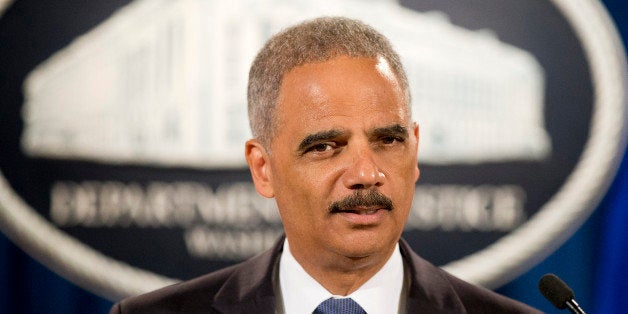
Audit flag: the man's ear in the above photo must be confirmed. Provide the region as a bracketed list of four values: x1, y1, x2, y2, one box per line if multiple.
[245, 139, 275, 198]
[413, 122, 421, 182]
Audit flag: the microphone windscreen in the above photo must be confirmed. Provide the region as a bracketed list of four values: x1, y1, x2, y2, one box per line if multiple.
[538, 273, 575, 309]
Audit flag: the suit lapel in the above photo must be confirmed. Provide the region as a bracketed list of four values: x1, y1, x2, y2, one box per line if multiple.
[211, 236, 284, 313]
[399, 239, 467, 313]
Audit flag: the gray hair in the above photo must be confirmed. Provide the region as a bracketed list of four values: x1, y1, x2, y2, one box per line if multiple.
[247, 16, 411, 149]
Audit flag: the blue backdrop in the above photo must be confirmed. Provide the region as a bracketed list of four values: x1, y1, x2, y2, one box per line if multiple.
[1, 0, 627, 313]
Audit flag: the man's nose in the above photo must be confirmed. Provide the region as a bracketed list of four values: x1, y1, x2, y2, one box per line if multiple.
[343, 147, 385, 190]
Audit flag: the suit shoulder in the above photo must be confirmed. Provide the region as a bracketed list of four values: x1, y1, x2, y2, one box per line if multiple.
[398, 238, 541, 313]
[441, 271, 542, 313]
[112, 264, 238, 313]
[110, 237, 283, 313]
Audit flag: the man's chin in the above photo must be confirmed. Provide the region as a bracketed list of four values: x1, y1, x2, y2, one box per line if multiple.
[333, 233, 397, 260]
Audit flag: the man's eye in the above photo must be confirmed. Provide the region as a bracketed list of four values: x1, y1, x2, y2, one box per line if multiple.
[310, 143, 333, 152]
[382, 136, 404, 144]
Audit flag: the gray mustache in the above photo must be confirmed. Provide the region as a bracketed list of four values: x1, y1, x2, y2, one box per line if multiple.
[329, 190, 394, 213]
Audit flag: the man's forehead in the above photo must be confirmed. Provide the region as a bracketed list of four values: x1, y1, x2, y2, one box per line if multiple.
[272, 54, 409, 140]
[277, 56, 405, 106]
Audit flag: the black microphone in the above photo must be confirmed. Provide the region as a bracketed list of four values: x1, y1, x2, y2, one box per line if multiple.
[538, 273, 586, 314]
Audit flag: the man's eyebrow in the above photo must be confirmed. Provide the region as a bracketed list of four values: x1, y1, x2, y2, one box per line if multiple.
[371, 124, 409, 138]
[297, 129, 344, 152]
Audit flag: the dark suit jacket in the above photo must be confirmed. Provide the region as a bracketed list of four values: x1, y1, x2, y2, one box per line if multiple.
[110, 237, 541, 313]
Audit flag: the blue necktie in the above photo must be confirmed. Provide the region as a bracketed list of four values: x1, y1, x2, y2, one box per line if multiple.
[313, 297, 367, 314]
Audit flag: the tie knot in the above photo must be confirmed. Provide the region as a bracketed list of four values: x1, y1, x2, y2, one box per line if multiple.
[313, 297, 367, 314]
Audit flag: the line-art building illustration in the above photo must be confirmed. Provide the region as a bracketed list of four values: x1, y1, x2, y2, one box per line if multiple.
[21, 0, 551, 168]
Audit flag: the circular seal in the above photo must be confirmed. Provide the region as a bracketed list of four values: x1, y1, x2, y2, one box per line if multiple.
[0, 0, 625, 300]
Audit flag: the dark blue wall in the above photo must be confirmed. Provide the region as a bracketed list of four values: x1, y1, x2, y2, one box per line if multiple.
[1, 1, 626, 313]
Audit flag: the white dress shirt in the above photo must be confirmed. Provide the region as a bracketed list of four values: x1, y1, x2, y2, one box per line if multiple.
[279, 239, 404, 314]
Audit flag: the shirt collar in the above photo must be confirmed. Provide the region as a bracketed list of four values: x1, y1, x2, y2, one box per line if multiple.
[279, 238, 404, 314]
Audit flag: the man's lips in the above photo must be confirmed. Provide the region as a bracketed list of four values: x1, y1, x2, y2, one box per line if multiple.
[334, 206, 390, 225]
[332, 206, 388, 215]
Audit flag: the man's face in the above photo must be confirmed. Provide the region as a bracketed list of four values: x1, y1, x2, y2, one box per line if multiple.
[248, 55, 419, 267]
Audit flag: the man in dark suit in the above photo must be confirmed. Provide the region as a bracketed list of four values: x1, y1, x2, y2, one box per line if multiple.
[111, 17, 541, 313]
